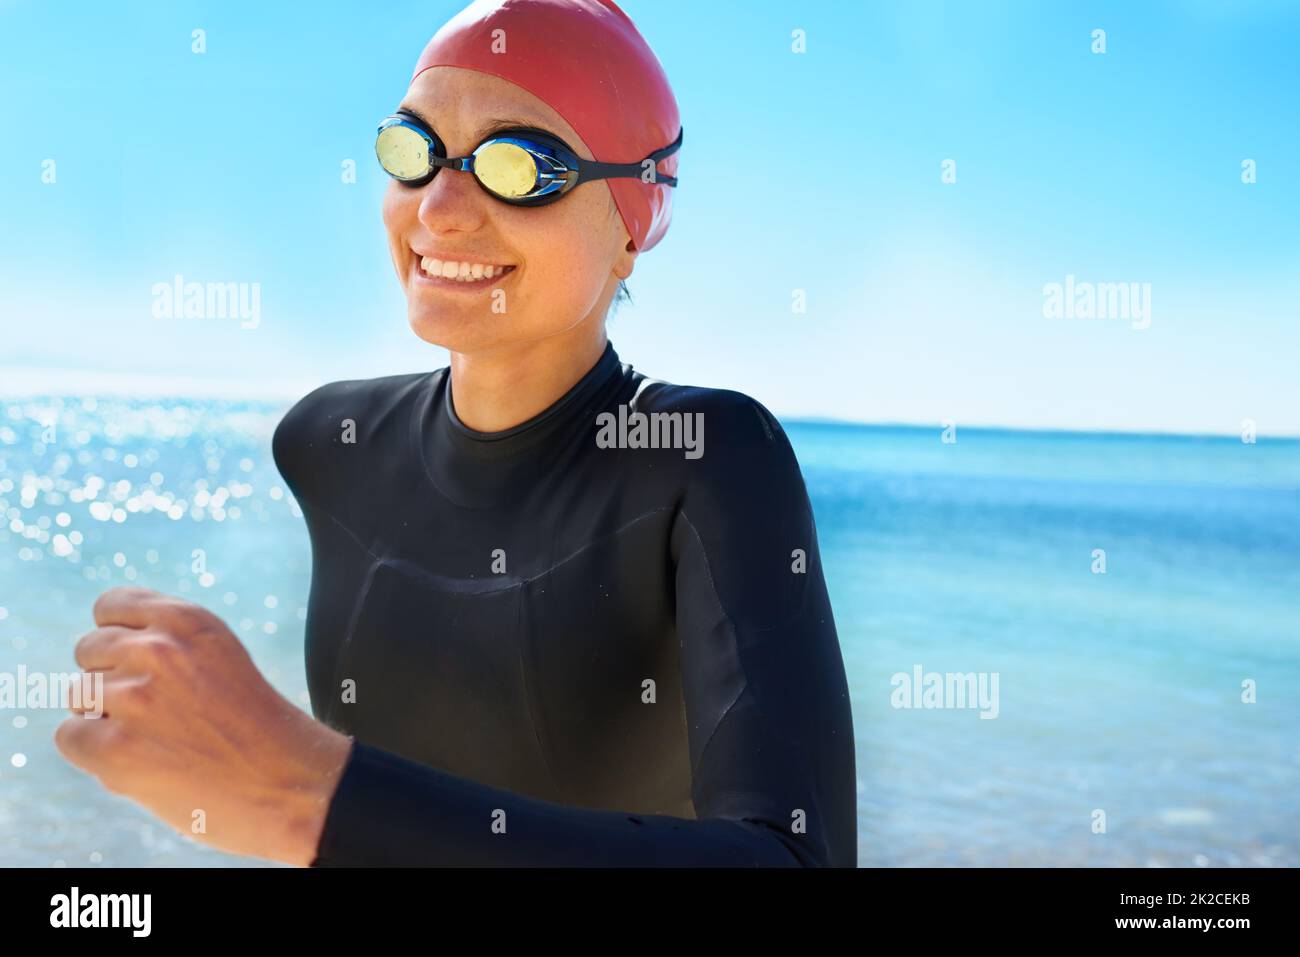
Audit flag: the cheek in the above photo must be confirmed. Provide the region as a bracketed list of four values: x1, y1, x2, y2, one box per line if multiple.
[382, 185, 416, 250]
[514, 199, 615, 305]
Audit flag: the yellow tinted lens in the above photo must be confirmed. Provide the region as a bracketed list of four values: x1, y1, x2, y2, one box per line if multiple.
[475, 141, 539, 198]
[376, 124, 430, 179]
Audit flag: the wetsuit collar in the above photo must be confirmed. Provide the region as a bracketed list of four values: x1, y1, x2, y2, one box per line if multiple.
[442, 341, 622, 444]
[415, 340, 628, 508]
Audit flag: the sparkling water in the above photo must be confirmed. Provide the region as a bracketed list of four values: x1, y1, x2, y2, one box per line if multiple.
[1, 396, 1296, 867]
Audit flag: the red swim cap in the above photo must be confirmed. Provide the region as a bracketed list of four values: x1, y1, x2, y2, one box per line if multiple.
[411, 0, 681, 253]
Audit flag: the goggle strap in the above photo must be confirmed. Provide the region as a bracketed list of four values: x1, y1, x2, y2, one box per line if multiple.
[645, 126, 684, 163]
[577, 127, 683, 188]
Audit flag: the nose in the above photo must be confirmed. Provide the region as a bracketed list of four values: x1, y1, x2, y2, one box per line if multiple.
[416, 162, 490, 235]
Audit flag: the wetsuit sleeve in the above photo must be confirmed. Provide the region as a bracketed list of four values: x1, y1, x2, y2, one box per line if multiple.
[665, 391, 858, 867]
[303, 390, 856, 867]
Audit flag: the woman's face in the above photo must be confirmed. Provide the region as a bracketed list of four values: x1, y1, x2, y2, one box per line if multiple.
[383, 66, 635, 355]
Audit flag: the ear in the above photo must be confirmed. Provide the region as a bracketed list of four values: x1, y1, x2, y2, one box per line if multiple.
[611, 215, 638, 280]
[615, 242, 638, 281]
[609, 190, 638, 278]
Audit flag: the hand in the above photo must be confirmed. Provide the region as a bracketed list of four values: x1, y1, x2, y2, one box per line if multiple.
[54, 586, 353, 866]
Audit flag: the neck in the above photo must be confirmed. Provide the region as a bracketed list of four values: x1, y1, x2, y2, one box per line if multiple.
[448, 317, 609, 433]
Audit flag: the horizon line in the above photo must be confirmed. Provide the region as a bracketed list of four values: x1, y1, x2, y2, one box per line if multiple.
[0, 365, 1296, 442]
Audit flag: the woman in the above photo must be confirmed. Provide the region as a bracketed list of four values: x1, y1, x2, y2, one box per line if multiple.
[275, 0, 856, 867]
[60, 0, 856, 868]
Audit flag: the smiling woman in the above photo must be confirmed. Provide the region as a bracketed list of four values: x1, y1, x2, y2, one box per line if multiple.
[269, 0, 856, 868]
[56, 0, 855, 870]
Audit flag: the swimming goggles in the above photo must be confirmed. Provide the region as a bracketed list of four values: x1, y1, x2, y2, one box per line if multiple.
[375, 110, 682, 206]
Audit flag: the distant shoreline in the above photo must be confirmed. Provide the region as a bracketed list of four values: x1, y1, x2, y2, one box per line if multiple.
[1, 367, 1297, 441]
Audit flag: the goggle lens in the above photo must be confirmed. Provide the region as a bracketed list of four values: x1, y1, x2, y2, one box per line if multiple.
[376, 123, 432, 181]
[473, 140, 541, 199]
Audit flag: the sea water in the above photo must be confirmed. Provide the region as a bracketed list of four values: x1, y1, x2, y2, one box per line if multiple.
[0, 396, 1295, 867]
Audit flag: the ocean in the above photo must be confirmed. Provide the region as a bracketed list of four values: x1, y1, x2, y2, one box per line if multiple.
[0, 395, 1296, 867]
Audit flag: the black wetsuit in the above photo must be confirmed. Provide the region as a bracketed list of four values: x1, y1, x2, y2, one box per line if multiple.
[270, 341, 856, 866]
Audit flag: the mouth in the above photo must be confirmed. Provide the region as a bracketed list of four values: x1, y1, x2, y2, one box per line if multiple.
[411, 253, 518, 291]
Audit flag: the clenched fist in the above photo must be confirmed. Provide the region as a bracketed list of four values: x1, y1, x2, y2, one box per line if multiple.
[55, 586, 353, 865]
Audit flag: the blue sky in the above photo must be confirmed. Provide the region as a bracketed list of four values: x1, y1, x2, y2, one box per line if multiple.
[1, 0, 1296, 434]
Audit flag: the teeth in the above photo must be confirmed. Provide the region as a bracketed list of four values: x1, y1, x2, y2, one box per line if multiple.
[419, 257, 510, 282]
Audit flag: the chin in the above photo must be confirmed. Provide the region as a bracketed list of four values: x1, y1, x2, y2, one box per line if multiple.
[407, 308, 499, 354]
